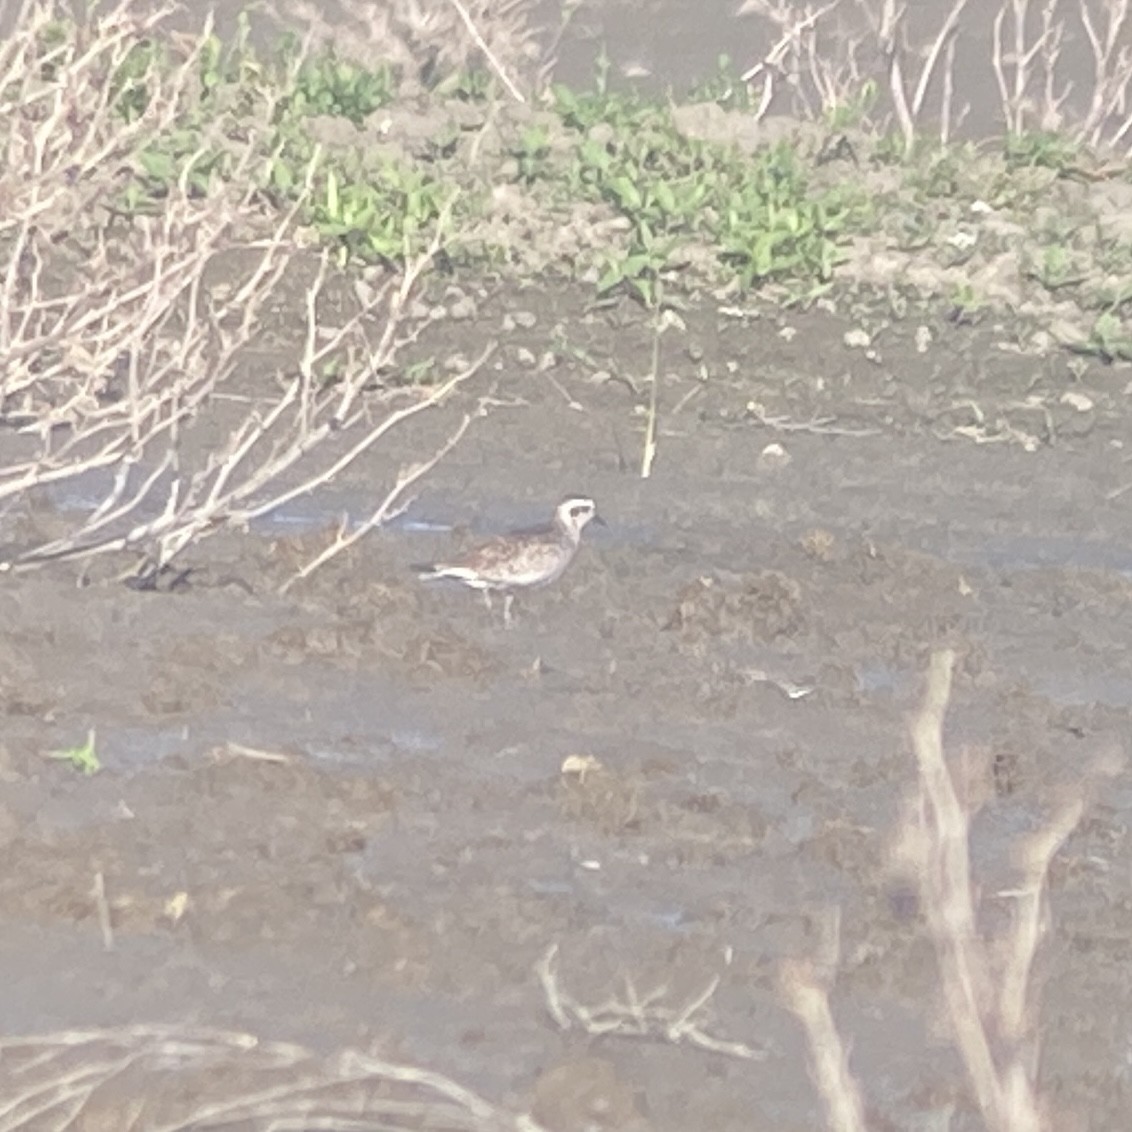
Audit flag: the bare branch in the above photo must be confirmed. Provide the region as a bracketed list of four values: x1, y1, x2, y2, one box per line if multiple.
[536, 943, 766, 1061]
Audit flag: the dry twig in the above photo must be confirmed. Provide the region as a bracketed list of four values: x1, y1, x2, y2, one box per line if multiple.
[444, 0, 526, 102]
[0, 1024, 546, 1131]
[784, 649, 1118, 1132]
[782, 966, 867, 1132]
[536, 943, 765, 1061]
[0, 2, 482, 585]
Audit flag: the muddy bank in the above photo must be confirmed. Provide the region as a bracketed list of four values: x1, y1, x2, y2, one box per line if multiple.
[1, 281, 1131, 1129]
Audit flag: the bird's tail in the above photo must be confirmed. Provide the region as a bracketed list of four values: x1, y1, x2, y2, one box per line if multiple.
[413, 562, 482, 585]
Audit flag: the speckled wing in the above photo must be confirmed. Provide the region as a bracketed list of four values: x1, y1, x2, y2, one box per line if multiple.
[462, 534, 572, 588]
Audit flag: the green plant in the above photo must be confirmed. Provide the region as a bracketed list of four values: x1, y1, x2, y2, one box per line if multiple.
[1094, 233, 1132, 283]
[266, 129, 317, 199]
[824, 80, 878, 130]
[716, 144, 852, 287]
[1024, 243, 1086, 291]
[1081, 311, 1132, 362]
[550, 56, 865, 296]
[552, 49, 646, 134]
[195, 11, 258, 98]
[1005, 130, 1083, 176]
[597, 224, 680, 306]
[435, 67, 493, 101]
[111, 38, 163, 122]
[124, 132, 233, 207]
[872, 130, 909, 165]
[905, 144, 967, 199]
[948, 282, 985, 324]
[49, 730, 101, 775]
[288, 49, 394, 124]
[401, 357, 438, 384]
[688, 55, 755, 111]
[310, 162, 449, 265]
[511, 124, 552, 184]
[32, 17, 72, 81]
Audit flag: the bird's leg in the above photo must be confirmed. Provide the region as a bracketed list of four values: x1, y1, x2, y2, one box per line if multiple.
[482, 591, 494, 613]
[503, 592, 514, 628]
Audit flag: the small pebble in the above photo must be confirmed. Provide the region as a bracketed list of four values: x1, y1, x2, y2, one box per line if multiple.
[758, 442, 791, 470]
[447, 294, 477, 321]
[1060, 391, 1094, 413]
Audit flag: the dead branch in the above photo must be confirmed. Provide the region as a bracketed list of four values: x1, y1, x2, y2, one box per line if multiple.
[536, 943, 765, 1061]
[0, 1024, 546, 1132]
[0, 2, 483, 585]
[785, 650, 1120, 1132]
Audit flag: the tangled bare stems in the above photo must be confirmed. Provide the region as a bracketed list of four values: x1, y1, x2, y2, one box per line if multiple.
[0, 0, 481, 587]
[0, 1024, 548, 1131]
[784, 651, 1119, 1132]
[740, 0, 1132, 154]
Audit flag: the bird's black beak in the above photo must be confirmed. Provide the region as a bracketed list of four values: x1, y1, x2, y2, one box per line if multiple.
[592, 514, 608, 529]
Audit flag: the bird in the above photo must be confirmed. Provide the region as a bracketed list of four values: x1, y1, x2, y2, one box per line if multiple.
[412, 496, 604, 626]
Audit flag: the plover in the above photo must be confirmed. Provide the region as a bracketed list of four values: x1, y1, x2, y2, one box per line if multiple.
[413, 496, 604, 626]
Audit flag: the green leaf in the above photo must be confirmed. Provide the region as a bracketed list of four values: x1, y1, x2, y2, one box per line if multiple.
[609, 176, 643, 211]
[272, 160, 294, 193]
[139, 149, 175, 182]
[596, 264, 626, 294]
[653, 181, 676, 215]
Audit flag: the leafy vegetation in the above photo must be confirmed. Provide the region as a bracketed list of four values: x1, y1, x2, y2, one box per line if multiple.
[15, 9, 1128, 354]
[548, 80, 863, 304]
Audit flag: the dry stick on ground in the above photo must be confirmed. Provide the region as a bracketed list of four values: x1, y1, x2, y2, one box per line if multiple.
[0, 1, 446, 577]
[907, 649, 1046, 1132]
[90, 873, 114, 953]
[738, 0, 845, 119]
[1079, 0, 1132, 150]
[786, 649, 1113, 1132]
[993, 0, 1132, 152]
[745, 404, 883, 437]
[992, 0, 1060, 135]
[874, 0, 972, 151]
[639, 307, 663, 479]
[0, 65, 475, 584]
[444, 0, 526, 103]
[0, 155, 318, 512]
[536, 943, 765, 1061]
[743, 0, 1131, 147]
[907, 652, 1099, 1130]
[781, 928, 868, 1132]
[0, 1025, 548, 1132]
[781, 909, 869, 1132]
[0, 0, 321, 547]
[280, 352, 499, 592]
[282, 0, 541, 99]
[0, 5, 224, 415]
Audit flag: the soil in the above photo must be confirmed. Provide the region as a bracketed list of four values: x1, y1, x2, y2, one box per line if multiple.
[3, 275, 1132, 1131]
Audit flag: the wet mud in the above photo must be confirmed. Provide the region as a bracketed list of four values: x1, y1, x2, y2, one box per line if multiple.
[2, 279, 1132, 1129]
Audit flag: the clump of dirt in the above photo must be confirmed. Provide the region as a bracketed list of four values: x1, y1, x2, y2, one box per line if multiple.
[559, 760, 642, 834]
[531, 1055, 649, 1132]
[663, 571, 804, 642]
[400, 630, 498, 682]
